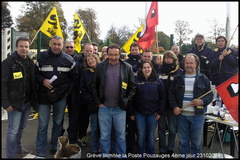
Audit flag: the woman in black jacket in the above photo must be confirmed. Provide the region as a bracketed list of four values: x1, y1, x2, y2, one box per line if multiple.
[129, 60, 166, 155]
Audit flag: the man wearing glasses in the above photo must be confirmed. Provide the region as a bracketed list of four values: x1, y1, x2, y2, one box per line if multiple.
[92, 44, 136, 157]
[63, 41, 82, 145]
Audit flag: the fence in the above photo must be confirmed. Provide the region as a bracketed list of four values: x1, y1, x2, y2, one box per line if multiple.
[1, 28, 47, 120]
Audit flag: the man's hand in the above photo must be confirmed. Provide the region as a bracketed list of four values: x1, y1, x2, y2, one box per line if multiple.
[43, 79, 53, 89]
[173, 107, 182, 115]
[6, 105, 14, 112]
[191, 99, 203, 106]
[98, 104, 104, 108]
[155, 114, 161, 120]
[219, 49, 228, 60]
[130, 115, 135, 121]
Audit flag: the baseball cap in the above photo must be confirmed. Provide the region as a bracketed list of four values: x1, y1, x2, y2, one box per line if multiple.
[195, 33, 204, 39]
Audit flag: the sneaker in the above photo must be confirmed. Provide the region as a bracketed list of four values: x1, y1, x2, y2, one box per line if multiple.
[79, 136, 88, 147]
[35, 156, 45, 159]
[17, 148, 32, 155]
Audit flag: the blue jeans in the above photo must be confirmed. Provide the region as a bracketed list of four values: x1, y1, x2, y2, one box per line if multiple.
[36, 98, 67, 156]
[158, 109, 177, 152]
[135, 112, 157, 154]
[98, 106, 126, 155]
[177, 114, 205, 158]
[6, 102, 31, 158]
[90, 113, 100, 153]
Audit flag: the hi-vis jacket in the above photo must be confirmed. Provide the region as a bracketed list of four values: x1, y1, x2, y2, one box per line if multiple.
[35, 48, 78, 104]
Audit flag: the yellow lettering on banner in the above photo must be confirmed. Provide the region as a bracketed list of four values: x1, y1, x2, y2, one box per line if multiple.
[39, 7, 63, 39]
[74, 12, 86, 53]
[13, 72, 23, 79]
[122, 82, 127, 90]
[122, 24, 144, 54]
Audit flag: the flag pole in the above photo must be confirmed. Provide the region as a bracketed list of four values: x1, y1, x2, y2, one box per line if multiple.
[182, 88, 216, 110]
[227, 24, 238, 47]
[85, 31, 92, 43]
[155, 26, 159, 54]
[31, 30, 40, 45]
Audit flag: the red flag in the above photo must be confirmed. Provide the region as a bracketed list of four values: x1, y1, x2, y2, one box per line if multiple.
[215, 74, 239, 122]
[138, 2, 158, 50]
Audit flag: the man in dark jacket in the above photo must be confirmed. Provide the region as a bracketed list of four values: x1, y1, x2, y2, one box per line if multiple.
[34, 35, 78, 157]
[124, 42, 142, 76]
[168, 53, 213, 158]
[188, 33, 213, 81]
[2, 37, 38, 158]
[92, 44, 136, 156]
[62, 41, 82, 144]
[124, 42, 141, 153]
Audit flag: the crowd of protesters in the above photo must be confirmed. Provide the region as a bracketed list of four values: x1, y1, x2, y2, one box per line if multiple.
[2, 33, 238, 158]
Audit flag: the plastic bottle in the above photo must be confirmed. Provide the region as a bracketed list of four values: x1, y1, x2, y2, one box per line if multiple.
[216, 96, 222, 108]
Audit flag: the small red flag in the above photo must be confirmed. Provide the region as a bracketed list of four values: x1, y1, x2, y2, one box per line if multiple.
[138, 2, 158, 50]
[215, 74, 239, 122]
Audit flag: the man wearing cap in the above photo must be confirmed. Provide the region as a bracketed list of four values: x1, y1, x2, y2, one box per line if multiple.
[188, 34, 213, 82]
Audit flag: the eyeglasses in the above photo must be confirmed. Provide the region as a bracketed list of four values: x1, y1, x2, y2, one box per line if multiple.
[65, 46, 74, 48]
[108, 54, 120, 57]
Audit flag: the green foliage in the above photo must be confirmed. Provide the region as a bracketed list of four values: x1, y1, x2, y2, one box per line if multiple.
[106, 25, 133, 48]
[76, 8, 100, 43]
[2, 2, 13, 28]
[180, 44, 191, 55]
[15, 2, 67, 47]
[158, 31, 170, 51]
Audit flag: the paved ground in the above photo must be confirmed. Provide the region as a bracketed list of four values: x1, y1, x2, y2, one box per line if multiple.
[1, 112, 239, 159]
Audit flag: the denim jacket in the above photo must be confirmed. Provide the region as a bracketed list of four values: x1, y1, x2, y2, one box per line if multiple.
[168, 71, 213, 115]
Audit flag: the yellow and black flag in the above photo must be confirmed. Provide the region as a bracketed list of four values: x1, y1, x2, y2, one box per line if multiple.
[73, 12, 86, 53]
[39, 7, 63, 39]
[122, 24, 144, 54]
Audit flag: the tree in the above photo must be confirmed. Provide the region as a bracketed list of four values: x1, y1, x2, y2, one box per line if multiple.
[76, 8, 100, 43]
[15, 2, 67, 48]
[207, 19, 225, 42]
[106, 25, 133, 48]
[151, 31, 170, 54]
[174, 20, 193, 46]
[158, 31, 170, 51]
[2, 2, 13, 28]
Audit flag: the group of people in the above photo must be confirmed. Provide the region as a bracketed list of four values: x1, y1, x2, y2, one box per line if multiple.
[2, 33, 238, 158]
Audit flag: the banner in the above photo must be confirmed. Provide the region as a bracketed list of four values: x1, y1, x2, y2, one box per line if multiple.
[122, 24, 144, 54]
[215, 74, 239, 122]
[73, 12, 86, 53]
[39, 7, 63, 39]
[138, 1, 158, 50]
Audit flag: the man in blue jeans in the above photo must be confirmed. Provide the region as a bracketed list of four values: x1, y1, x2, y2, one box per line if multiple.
[92, 44, 136, 157]
[1, 37, 38, 158]
[168, 53, 213, 158]
[35, 35, 78, 157]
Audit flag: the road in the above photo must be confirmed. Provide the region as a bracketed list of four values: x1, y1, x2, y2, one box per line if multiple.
[1, 111, 238, 159]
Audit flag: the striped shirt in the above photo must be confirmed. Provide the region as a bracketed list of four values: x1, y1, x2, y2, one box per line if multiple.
[182, 74, 196, 116]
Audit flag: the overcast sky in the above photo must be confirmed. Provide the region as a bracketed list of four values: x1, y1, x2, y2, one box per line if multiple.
[8, 1, 239, 45]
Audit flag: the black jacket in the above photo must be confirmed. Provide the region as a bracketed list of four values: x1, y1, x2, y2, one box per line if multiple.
[91, 59, 136, 111]
[130, 70, 166, 116]
[188, 43, 213, 80]
[81, 68, 97, 113]
[35, 48, 78, 104]
[2, 51, 38, 111]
